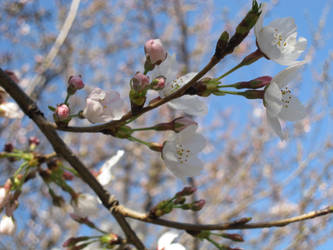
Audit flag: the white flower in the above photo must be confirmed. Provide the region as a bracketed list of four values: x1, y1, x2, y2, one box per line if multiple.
[157, 231, 186, 250]
[264, 62, 307, 139]
[83, 88, 124, 124]
[0, 102, 23, 119]
[162, 124, 206, 180]
[96, 150, 124, 186]
[0, 215, 16, 235]
[0, 187, 9, 209]
[255, 4, 307, 65]
[73, 193, 100, 218]
[151, 54, 208, 116]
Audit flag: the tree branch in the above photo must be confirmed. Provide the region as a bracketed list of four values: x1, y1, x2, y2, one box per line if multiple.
[0, 69, 146, 250]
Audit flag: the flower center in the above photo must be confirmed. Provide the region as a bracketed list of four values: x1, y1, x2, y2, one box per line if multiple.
[176, 143, 191, 164]
[281, 87, 292, 108]
[272, 28, 288, 50]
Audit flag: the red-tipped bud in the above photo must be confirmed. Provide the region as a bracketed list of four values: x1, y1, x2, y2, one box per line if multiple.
[221, 233, 244, 242]
[172, 117, 197, 133]
[68, 75, 84, 91]
[29, 136, 40, 147]
[4, 143, 14, 152]
[234, 76, 272, 89]
[63, 171, 74, 181]
[191, 199, 205, 211]
[176, 186, 197, 197]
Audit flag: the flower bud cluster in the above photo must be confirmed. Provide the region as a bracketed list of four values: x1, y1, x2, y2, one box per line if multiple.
[149, 186, 205, 218]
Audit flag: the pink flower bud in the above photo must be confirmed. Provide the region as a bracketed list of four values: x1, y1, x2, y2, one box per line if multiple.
[236, 76, 272, 89]
[131, 72, 150, 92]
[151, 76, 166, 90]
[0, 215, 16, 235]
[176, 186, 197, 197]
[28, 136, 40, 146]
[144, 39, 167, 65]
[68, 75, 84, 90]
[172, 116, 197, 133]
[191, 199, 205, 211]
[55, 104, 70, 121]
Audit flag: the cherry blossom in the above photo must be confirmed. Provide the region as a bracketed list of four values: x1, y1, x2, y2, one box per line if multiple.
[151, 54, 208, 116]
[83, 88, 124, 124]
[162, 124, 206, 180]
[264, 62, 307, 139]
[255, 3, 307, 65]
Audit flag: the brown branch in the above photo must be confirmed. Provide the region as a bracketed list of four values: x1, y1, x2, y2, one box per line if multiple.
[0, 69, 146, 250]
[118, 204, 333, 231]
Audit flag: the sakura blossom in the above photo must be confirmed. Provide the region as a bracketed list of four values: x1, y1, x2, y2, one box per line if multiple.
[151, 54, 208, 116]
[83, 88, 124, 124]
[0, 215, 16, 235]
[255, 3, 307, 65]
[73, 193, 100, 218]
[264, 61, 307, 139]
[162, 124, 206, 180]
[144, 39, 167, 65]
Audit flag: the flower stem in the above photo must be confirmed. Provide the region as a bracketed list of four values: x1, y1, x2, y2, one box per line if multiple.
[128, 136, 152, 148]
[132, 126, 157, 132]
[216, 63, 244, 80]
[64, 93, 71, 104]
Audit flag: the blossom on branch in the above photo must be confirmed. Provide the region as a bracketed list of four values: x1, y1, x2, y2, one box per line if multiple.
[151, 54, 208, 116]
[264, 62, 307, 139]
[83, 88, 124, 124]
[157, 231, 186, 250]
[162, 124, 206, 180]
[254, 3, 307, 65]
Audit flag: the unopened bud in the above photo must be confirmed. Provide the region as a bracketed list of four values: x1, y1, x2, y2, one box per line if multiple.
[241, 90, 264, 99]
[144, 39, 167, 65]
[100, 233, 121, 245]
[234, 76, 271, 89]
[191, 199, 205, 211]
[176, 186, 197, 197]
[221, 233, 244, 242]
[54, 104, 70, 122]
[150, 76, 166, 90]
[63, 171, 74, 181]
[68, 75, 84, 94]
[174, 196, 186, 205]
[131, 72, 150, 92]
[215, 31, 229, 58]
[29, 136, 40, 146]
[172, 117, 197, 133]
[4, 143, 14, 152]
[114, 126, 133, 139]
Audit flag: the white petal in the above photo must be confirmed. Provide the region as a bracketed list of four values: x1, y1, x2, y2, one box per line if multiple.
[278, 94, 306, 121]
[272, 62, 306, 88]
[73, 193, 100, 217]
[168, 96, 208, 116]
[158, 232, 179, 250]
[267, 111, 285, 140]
[254, 3, 266, 38]
[151, 54, 178, 83]
[268, 17, 296, 38]
[264, 82, 282, 116]
[97, 150, 124, 186]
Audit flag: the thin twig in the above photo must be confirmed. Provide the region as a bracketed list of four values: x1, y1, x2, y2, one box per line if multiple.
[27, 0, 81, 98]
